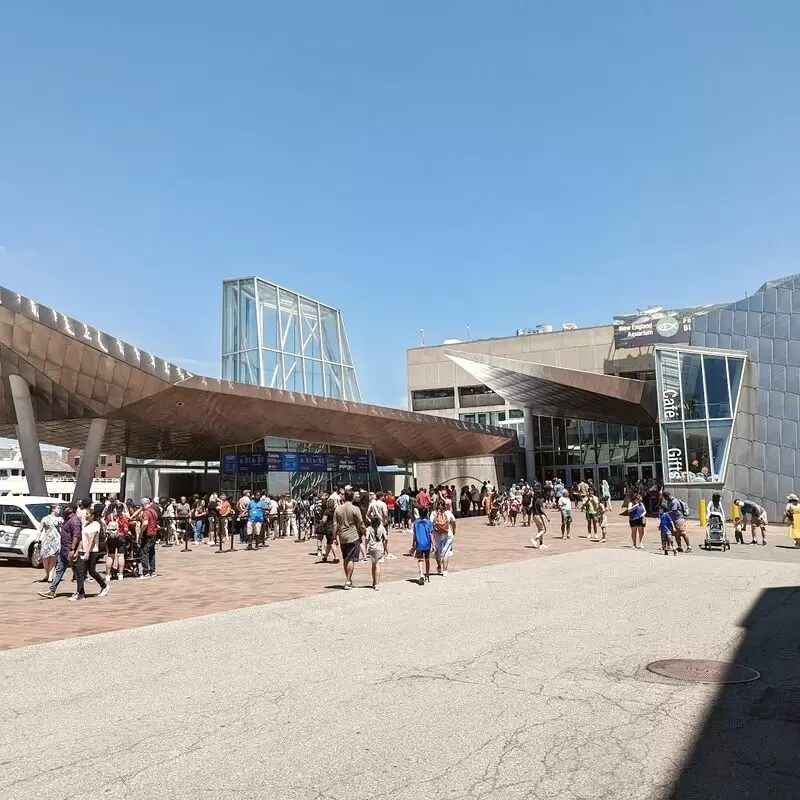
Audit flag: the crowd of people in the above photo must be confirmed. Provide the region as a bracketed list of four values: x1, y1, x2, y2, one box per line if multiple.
[33, 477, 800, 601]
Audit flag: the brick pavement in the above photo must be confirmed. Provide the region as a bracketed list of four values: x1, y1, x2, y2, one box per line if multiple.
[0, 509, 776, 650]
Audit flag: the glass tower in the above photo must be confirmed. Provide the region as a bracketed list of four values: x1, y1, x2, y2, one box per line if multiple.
[221, 277, 361, 401]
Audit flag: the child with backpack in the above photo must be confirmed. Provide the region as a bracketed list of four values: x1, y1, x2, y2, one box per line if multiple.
[508, 496, 521, 526]
[412, 508, 434, 585]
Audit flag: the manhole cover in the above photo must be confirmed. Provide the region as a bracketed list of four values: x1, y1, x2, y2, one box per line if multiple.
[646, 659, 760, 684]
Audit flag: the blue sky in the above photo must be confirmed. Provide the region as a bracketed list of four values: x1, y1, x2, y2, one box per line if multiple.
[2, 1, 799, 410]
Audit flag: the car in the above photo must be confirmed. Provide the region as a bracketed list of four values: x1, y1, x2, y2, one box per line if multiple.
[0, 495, 57, 567]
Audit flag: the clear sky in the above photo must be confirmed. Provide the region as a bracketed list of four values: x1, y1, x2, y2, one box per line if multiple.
[1, 1, 799, 411]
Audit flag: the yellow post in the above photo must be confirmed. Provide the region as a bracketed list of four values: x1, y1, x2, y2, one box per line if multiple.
[699, 498, 707, 528]
[732, 502, 740, 521]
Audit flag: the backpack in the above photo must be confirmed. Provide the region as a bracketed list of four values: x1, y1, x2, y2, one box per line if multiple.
[413, 519, 432, 550]
[678, 499, 690, 517]
[433, 509, 450, 533]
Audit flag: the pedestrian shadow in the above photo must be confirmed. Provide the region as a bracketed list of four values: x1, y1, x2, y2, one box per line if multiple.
[667, 585, 800, 798]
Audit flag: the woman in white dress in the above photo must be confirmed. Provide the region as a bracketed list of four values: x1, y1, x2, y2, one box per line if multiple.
[38, 504, 62, 583]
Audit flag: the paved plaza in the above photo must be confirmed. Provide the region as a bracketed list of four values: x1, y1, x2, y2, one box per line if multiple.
[1, 515, 798, 800]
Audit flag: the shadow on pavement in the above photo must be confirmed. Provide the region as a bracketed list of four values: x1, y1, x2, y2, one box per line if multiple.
[669, 585, 800, 799]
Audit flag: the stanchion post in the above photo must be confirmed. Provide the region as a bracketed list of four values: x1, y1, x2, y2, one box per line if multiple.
[699, 498, 707, 528]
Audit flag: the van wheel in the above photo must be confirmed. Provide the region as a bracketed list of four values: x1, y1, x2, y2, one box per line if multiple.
[29, 542, 42, 568]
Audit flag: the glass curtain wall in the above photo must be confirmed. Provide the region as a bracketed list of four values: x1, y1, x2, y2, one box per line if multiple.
[527, 414, 661, 497]
[655, 347, 746, 485]
[222, 277, 361, 402]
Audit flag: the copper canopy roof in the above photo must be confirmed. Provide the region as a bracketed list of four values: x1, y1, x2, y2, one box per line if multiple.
[0, 287, 515, 463]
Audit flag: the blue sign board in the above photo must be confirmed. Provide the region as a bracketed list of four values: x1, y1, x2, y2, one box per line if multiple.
[281, 452, 300, 472]
[225, 451, 371, 474]
[266, 452, 283, 472]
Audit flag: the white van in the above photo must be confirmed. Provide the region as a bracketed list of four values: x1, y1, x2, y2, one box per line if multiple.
[0, 495, 56, 567]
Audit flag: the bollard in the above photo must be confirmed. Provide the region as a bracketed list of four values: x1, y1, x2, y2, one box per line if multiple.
[699, 498, 707, 528]
[732, 502, 741, 521]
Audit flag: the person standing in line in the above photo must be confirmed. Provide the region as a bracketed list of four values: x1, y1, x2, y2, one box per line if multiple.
[412, 508, 433, 585]
[162, 497, 177, 547]
[321, 494, 340, 563]
[734, 499, 768, 546]
[431, 499, 456, 576]
[396, 490, 410, 531]
[558, 489, 572, 539]
[629, 494, 647, 549]
[585, 489, 600, 541]
[267, 494, 279, 539]
[365, 515, 387, 591]
[520, 488, 533, 527]
[235, 490, 250, 544]
[38, 504, 62, 584]
[783, 493, 800, 549]
[385, 491, 396, 528]
[663, 491, 693, 552]
[70, 509, 109, 600]
[103, 506, 128, 581]
[530, 492, 550, 549]
[333, 489, 365, 590]
[284, 494, 299, 541]
[176, 496, 191, 544]
[312, 491, 329, 559]
[246, 490, 268, 550]
[139, 498, 160, 579]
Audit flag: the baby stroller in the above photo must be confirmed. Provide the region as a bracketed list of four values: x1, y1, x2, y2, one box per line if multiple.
[488, 498, 502, 526]
[702, 504, 730, 551]
[123, 535, 142, 577]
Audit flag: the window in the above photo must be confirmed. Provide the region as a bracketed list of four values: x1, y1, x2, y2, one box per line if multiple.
[74, 456, 81, 468]
[11, 469, 20, 476]
[460, 413, 475, 423]
[115, 455, 121, 464]
[1, 507, 31, 528]
[0, 469, 7, 478]
[508, 409, 524, 419]
[100, 470, 107, 479]
[655, 349, 746, 485]
[411, 388, 455, 411]
[100, 454, 107, 467]
[458, 385, 504, 407]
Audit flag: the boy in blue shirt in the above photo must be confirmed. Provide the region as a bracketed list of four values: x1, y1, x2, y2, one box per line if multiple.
[412, 508, 434, 585]
[658, 504, 677, 556]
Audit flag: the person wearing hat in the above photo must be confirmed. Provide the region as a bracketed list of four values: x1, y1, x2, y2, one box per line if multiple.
[783, 494, 800, 549]
[734, 499, 768, 546]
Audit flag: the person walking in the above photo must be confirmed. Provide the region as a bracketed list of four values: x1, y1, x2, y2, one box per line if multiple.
[663, 491, 692, 552]
[530, 492, 550, 549]
[246, 490, 268, 550]
[601, 478, 612, 510]
[70, 509, 109, 600]
[558, 489, 572, 539]
[38, 504, 62, 584]
[629, 494, 647, 548]
[38, 505, 80, 599]
[585, 490, 600, 541]
[412, 508, 434, 585]
[365, 515, 387, 590]
[431, 499, 456, 576]
[333, 489, 365, 589]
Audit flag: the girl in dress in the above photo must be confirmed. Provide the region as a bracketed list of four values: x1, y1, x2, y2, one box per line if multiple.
[38, 504, 62, 583]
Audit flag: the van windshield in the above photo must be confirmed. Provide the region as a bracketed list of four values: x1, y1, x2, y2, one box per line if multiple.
[26, 504, 53, 523]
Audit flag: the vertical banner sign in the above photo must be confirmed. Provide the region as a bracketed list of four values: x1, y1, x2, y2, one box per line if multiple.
[222, 454, 239, 474]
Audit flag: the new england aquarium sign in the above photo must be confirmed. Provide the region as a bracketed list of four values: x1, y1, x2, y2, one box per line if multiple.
[612, 304, 720, 349]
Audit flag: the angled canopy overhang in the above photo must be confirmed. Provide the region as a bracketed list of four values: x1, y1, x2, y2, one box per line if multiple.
[444, 349, 658, 427]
